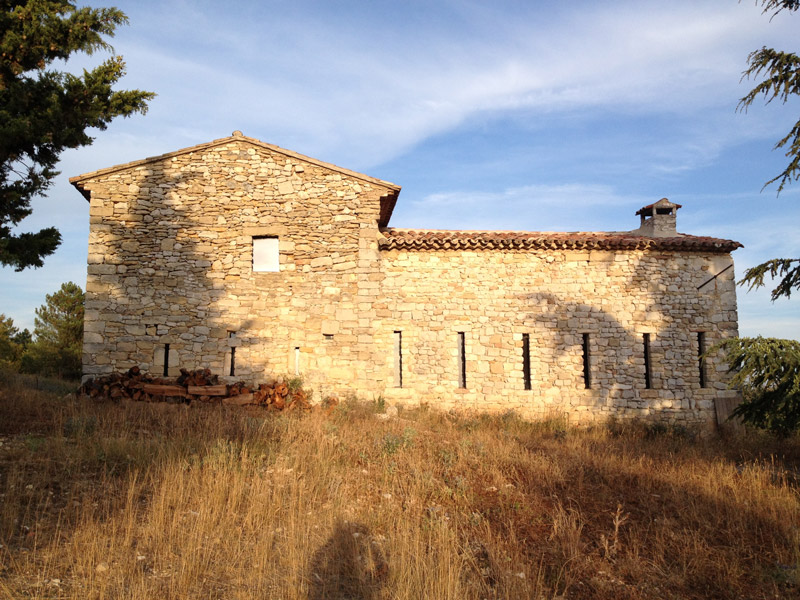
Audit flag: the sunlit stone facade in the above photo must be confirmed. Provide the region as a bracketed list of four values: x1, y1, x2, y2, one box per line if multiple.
[73, 132, 741, 424]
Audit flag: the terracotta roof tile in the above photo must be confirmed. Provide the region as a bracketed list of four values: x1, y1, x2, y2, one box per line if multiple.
[378, 228, 742, 253]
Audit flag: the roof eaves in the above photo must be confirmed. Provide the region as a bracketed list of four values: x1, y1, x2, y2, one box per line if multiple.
[378, 190, 400, 228]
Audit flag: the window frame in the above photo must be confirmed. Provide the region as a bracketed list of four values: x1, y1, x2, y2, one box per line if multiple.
[252, 236, 280, 272]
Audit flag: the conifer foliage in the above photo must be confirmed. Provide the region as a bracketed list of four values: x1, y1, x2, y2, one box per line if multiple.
[739, 0, 800, 194]
[0, 313, 29, 370]
[716, 2, 800, 433]
[719, 337, 800, 436]
[740, 258, 800, 301]
[738, 0, 800, 301]
[20, 281, 84, 379]
[0, 1, 154, 270]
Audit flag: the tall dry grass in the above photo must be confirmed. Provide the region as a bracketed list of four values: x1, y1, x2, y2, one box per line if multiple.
[1, 374, 799, 599]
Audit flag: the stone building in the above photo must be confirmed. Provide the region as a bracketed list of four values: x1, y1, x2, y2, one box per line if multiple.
[71, 131, 742, 424]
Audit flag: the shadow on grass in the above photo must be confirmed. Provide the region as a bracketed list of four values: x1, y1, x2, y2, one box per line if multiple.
[308, 520, 388, 600]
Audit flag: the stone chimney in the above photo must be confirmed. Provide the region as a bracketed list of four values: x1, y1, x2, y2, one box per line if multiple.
[635, 198, 681, 237]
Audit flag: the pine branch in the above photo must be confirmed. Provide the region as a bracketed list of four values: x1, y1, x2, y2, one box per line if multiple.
[757, 0, 800, 19]
[739, 48, 800, 107]
[713, 336, 800, 435]
[0, 226, 61, 270]
[0, 2, 154, 269]
[739, 258, 800, 300]
[738, 48, 800, 193]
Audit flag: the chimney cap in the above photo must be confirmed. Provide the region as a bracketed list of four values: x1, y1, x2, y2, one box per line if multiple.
[636, 198, 681, 217]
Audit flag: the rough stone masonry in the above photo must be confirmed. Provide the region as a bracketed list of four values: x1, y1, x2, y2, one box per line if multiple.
[71, 131, 742, 425]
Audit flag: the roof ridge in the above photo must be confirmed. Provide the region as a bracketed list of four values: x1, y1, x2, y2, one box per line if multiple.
[69, 132, 401, 192]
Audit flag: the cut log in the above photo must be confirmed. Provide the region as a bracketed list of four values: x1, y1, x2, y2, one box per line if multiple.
[223, 393, 254, 406]
[143, 384, 188, 397]
[187, 384, 228, 396]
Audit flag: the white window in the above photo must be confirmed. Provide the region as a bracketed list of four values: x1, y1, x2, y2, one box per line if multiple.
[253, 237, 279, 272]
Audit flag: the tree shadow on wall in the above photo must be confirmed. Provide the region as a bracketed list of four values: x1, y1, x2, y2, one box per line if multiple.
[517, 286, 706, 420]
[86, 150, 273, 380]
[307, 520, 389, 600]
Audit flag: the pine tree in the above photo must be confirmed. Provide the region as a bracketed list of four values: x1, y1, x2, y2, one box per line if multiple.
[0, 1, 154, 270]
[21, 281, 84, 379]
[722, 1, 800, 433]
[739, 1, 800, 194]
[737, 0, 799, 300]
[0, 313, 29, 370]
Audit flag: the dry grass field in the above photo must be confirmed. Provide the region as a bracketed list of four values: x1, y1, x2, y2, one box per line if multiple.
[1, 373, 799, 599]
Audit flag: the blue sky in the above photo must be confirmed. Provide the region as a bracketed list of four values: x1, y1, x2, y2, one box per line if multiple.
[2, 0, 799, 338]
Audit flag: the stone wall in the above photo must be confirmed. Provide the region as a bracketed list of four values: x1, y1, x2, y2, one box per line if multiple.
[74, 134, 741, 425]
[77, 136, 396, 398]
[376, 247, 739, 424]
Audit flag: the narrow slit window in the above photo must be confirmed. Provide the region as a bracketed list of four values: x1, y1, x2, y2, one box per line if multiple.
[697, 332, 707, 388]
[229, 332, 236, 377]
[522, 333, 532, 390]
[163, 343, 170, 377]
[643, 333, 652, 389]
[582, 333, 591, 389]
[394, 331, 403, 388]
[295, 347, 300, 376]
[457, 332, 466, 389]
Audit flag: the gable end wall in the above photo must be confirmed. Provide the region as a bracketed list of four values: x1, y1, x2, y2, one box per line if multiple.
[81, 139, 392, 389]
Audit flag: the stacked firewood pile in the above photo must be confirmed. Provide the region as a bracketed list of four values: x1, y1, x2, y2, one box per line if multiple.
[78, 366, 332, 412]
[222, 380, 312, 411]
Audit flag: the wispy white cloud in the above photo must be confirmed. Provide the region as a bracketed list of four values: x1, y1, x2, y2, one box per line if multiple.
[677, 190, 800, 256]
[398, 183, 646, 231]
[87, 0, 798, 169]
[3, 0, 799, 339]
